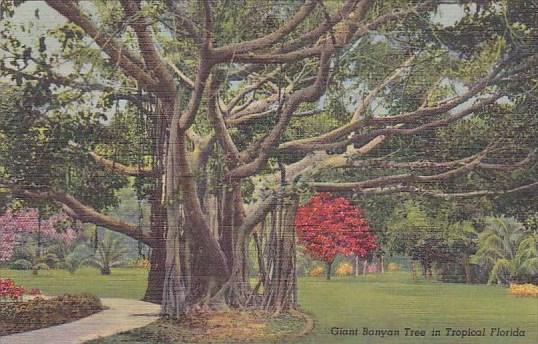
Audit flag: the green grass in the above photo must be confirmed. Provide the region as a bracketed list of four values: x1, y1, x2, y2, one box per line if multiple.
[294, 273, 538, 344]
[0, 267, 148, 299]
[2, 269, 536, 343]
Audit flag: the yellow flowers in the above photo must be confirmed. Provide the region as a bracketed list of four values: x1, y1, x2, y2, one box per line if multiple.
[335, 262, 353, 277]
[387, 262, 400, 272]
[509, 284, 538, 298]
[308, 266, 324, 277]
[134, 258, 151, 269]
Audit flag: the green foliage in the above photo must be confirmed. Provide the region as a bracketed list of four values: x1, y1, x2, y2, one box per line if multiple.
[8, 245, 56, 274]
[88, 232, 128, 275]
[472, 216, 537, 284]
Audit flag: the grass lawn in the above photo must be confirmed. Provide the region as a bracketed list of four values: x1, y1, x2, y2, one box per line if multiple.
[0, 267, 148, 299]
[295, 273, 537, 344]
[1, 268, 536, 343]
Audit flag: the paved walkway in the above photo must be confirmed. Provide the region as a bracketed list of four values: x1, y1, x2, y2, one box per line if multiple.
[0, 298, 160, 344]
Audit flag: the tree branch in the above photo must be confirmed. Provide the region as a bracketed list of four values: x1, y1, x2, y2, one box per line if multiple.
[226, 49, 333, 179]
[213, 1, 317, 58]
[351, 182, 538, 199]
[1, 182, 153, 246]
[89, 151, 154, 177]
[45, 0, 157, 89]
[310, 147, 491, 191]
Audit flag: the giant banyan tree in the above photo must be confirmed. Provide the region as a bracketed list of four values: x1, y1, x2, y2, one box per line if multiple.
[0, 0, 536, 318]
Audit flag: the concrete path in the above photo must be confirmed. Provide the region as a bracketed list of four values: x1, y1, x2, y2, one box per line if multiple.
[0, 298, 160, 344]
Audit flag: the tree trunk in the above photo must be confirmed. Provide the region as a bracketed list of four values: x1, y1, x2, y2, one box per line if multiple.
[161, 99, 229, 316]
[326, 261, 333, 280]
[262, 196, 298, 314]
[363, 260, 368, 275]
[143, 189, 166, 304]
[355, 256, 359, 277]
[161, 102, 186, 317]
[381, 256, 385, 274]
[101, 266, 111, 275]
[411, 260, 417, 280]
[462, 256, 472, 284]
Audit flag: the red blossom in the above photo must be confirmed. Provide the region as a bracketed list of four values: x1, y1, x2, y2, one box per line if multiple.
[295, 193, 377, 264]
[0, 278, 26, 301]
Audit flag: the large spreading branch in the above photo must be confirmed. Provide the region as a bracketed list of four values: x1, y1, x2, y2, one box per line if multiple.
[351, 182, 538, 199]
[310, 148, 491, 192]
[0, 181, 152, 246]
[88, 151, 154, 177]
[309, 146, 535, 194]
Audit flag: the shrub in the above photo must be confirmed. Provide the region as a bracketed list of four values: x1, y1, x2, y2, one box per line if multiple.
[135, 258, 150, 269]
[387, 262, 400, 272]
[335, 262, 353, 276]
[10, 259, 33, 270]
[509, 284, 538, 298]
[308, 266, 324, 277]
[0, 293, 104, 335]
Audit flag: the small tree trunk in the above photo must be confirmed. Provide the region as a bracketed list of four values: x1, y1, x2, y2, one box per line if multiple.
[355, 256, 359, 277]
[326, 261, 333, 280]
[93, 225, 99, 253]
[36, 212, 42, 258]
[101, 266, 111, 275]
[363, 260, 368, 275]
[381, 256, 385, 274]
[462, 256, 472, 284]
[411, 260, 417, 280]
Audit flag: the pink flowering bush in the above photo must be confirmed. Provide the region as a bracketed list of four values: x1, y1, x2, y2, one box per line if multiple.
[0, 208, 76, 261]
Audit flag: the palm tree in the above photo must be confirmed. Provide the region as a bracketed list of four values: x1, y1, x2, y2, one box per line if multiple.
[472, 216, 538, 285]
[88, 232, 128, 275]
[47, 240, 92, 273]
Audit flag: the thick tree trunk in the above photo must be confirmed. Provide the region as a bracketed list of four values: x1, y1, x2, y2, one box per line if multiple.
[161, 99, 229, 316]
[262, 196, 298, 314]
[326, 261, 333, 280]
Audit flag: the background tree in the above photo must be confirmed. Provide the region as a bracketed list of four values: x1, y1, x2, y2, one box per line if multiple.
[295, 192, 377, 280]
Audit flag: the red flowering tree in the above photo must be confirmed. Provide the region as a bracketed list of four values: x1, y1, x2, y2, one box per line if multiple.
[295, 193, 377, 280]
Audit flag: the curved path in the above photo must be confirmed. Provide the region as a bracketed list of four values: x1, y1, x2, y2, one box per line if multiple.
[0, 298, 160, 344]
